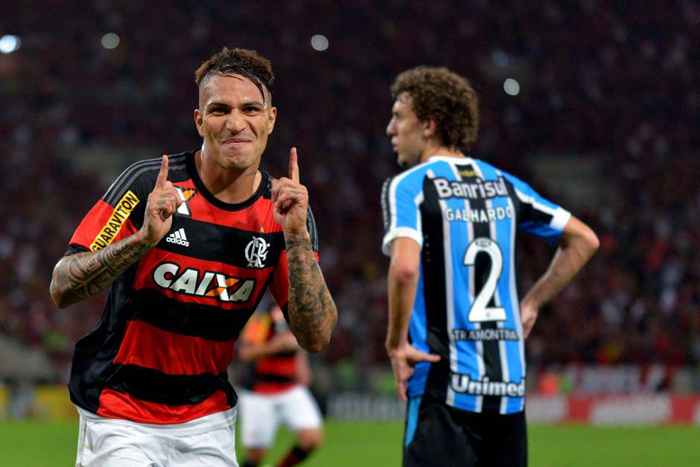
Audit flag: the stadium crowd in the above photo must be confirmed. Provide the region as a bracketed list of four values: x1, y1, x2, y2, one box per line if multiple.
[2, 0, 699, 389]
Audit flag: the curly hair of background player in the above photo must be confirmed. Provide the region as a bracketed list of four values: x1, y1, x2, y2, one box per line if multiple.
[390, 66, 479, 152]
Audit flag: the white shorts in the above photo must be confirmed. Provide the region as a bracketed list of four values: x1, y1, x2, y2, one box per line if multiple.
[238, 385, 322, 449]
[75, 406, 238, 467]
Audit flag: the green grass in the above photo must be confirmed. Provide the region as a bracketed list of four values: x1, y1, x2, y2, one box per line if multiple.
[0, 421, 698, 466]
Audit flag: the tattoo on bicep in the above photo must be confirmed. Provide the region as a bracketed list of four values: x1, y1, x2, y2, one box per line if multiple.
[52, 237, 154, 303]
[286, 234, 337, 344]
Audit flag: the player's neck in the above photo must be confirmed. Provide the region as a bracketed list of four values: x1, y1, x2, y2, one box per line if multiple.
[420, 143, 465, 163]
[195, 150, 262, 204]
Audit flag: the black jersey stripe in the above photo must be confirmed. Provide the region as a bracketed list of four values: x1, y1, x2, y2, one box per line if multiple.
[104, 153, 187, 204]
[104, 154, 188, 206]
[419, 175, 450, 402]
[508, 179, 556, 227]
[503, 177, 523, 222]
[105, 364, 235, 406]
[161, 216, 286, 268]
[103, 158, 160, 205]
[381, 177, 393, 232]
[251, 373, 296, 385]
[467, 168, 504, 412]
[522, 205, 556, 226]
[130, 289, 258, 342]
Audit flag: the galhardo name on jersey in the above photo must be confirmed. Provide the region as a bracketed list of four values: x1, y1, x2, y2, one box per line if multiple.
[433, 176, 507, 200]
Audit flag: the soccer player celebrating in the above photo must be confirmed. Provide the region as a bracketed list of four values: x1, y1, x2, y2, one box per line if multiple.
[49, 47, 337, 466]
[381, 67, 598, 466]
[237, 303, 323, 467]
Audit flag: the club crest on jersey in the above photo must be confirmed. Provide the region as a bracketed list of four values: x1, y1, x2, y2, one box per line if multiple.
[245, 237, 270, 269]
[153, 262, 255, 303]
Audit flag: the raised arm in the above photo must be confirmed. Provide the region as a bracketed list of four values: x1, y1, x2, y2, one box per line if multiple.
[520, 215, 599, 338]
[49, 156, 183, 308]
[271, 148, 337, 353]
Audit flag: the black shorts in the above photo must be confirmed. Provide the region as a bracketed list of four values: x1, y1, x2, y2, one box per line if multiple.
[403, 395, 527, 467]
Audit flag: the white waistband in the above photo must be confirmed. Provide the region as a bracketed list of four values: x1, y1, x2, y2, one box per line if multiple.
[76, 406, 237, 437]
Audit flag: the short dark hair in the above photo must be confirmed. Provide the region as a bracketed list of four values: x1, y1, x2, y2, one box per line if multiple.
[195, 47, 274, 103]
[391, 66, 479, 151]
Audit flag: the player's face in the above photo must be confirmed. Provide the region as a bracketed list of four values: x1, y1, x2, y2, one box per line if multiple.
[386, 93, 426, 168]
[194, 74, 277, 172]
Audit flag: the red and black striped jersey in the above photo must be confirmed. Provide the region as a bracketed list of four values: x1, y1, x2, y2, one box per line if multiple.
[64, 150, 319, 425]
[240, 308, 298, 394]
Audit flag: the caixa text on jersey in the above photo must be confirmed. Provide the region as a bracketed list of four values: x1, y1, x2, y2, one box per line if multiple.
[152, 262, 255, 303]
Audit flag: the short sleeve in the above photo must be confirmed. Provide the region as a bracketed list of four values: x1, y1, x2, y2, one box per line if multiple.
[381, 175, 424, 256]
[503, 172, 571, 245]
[65, 158, 161, 255]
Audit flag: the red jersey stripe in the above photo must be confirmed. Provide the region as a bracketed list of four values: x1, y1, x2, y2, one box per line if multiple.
[97, 388, 230, 424]
[113, 320, 234, 375]
[256, 357, 296, 377]
[253, 382, 298, 394]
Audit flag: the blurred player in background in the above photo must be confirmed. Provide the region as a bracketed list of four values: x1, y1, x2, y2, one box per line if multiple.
[237, 302, 323, 467]
[381, 66, 599, 466]
[49, 47, 337, 466]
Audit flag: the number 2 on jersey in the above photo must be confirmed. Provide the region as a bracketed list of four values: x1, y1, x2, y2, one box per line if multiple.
[464, 238, 506, 322]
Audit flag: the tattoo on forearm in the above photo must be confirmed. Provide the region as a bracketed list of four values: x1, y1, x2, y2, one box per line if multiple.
[50, 236, 154, 306]
[286, 233, 337, 348]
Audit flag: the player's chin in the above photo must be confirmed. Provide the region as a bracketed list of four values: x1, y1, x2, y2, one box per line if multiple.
[222, 151, 258, 169]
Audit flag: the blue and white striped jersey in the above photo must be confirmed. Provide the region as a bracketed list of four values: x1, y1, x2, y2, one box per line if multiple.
[381, 156, 571, 414]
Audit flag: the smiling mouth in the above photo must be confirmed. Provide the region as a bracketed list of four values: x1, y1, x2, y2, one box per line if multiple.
[223, 139, 251, 146]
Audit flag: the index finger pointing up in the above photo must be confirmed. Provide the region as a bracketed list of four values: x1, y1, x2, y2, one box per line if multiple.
[156, 155, 169, 189]
[289, 147, 299, 183]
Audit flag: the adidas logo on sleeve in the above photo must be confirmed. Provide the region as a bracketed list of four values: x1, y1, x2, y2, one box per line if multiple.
[166, 228, 189, 247]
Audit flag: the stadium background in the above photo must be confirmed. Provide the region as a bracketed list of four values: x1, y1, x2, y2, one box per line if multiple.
[2, 0, 700, 465]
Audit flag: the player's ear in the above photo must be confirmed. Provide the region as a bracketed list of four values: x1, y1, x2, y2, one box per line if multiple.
[422, 119, 437, 139]
[267, 106, 277, 135]
[194, 108, 204, 137]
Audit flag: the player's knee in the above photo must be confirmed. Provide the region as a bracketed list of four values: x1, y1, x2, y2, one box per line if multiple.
[297, 428, 323, 451]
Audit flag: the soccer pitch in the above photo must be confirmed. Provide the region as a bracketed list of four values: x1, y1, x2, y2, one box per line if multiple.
[0, 420, 698, 466]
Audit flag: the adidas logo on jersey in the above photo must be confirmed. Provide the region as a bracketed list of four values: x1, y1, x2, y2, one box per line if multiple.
[166, 228, 190, 247]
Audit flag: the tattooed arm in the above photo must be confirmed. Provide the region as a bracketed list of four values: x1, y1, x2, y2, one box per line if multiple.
[50, 155, 182, 308]
[285, 231, 337, 353]
[272, 148, 338, 353]
[50, 236, 156, 308]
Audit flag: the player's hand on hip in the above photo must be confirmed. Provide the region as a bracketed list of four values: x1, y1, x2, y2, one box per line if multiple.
[521, 301, 539, 339]
[387, 344, 441, 402]
[271, 147, 308, 236]
[138, 155, 184, 246]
